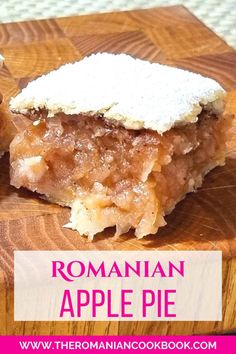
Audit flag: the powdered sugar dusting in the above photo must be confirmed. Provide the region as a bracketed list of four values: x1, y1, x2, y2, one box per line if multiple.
[10, 53, 225, 134]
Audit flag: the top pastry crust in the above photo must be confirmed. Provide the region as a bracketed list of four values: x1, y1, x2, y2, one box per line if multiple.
[10, 53, 225, 134]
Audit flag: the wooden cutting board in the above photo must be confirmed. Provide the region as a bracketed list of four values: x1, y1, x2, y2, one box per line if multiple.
[0, 5, 236, 335]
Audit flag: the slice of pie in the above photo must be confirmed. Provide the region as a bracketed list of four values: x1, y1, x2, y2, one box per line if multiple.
[9, 53, 232, 239]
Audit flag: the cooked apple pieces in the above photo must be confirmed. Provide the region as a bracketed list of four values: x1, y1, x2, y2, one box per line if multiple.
[9, 53, 231, 239]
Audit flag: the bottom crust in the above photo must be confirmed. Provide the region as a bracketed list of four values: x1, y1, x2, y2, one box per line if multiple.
[10, 111, 231, 239]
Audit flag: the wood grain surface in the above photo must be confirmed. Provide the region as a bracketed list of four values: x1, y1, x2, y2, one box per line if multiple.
[0, 5, 236, 335]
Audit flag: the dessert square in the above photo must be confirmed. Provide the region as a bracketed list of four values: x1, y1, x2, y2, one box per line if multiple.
[9, 53, 232, 239]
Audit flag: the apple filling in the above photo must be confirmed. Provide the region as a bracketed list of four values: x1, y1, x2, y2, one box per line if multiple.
[10, 111, 229, 239]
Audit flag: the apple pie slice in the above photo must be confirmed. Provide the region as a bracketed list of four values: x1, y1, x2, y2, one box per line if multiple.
[9, 53, 231, 239]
